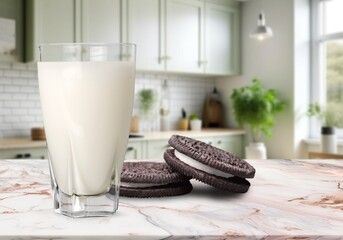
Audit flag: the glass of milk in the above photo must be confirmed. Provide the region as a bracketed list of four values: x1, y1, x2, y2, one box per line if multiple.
[37, 43, 136, 217]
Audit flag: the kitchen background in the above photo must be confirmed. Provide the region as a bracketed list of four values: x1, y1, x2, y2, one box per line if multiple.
[0, 62, 215, 137]
[1, 0, 342, 159]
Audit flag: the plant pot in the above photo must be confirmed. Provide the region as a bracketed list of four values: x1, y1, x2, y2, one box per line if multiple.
[130, 116, 139, 133]
[321, 126, 337, 153]
[179, 119, 189, 131]
[190, 119, 202, 131]
[245, 142, 267, 159]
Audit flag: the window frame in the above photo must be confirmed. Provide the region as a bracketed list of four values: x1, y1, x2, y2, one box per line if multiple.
[310, 0, 343, 139]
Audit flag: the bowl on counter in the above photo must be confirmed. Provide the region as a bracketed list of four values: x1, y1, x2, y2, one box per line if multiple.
[31, 128, 46, 141]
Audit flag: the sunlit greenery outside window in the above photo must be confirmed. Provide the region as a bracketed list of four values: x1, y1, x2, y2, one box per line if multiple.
[312, 0, 343, 138]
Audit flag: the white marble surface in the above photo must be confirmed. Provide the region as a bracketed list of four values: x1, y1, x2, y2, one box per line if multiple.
[0, 159, 342, 239]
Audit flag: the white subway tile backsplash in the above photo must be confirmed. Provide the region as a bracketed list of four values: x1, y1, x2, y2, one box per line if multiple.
[133, 75, 215, 131]
[0, 108, 11, 115]
[4, 101, 20, 108]
[20, 71, 36, 78]
[0, 123, 12, 130]
[4, 70, 20, 78]
[4, 116, 20, 123]
[12, 78, 28, 85]
[20, 86, 36, 93]
[28, 79, 38, 86]
[27, 63, 37, 71]
[28, 94, 40, 100]
[0, 62, 11, 69]
[20, 101, 36, 108]
[12, 93, 27, 100]
[11, 123, 28, 130]
[4, 86, 20, 93]
[12, 108, 28, 115]
[28, 109, 42, 115]
[0, 78, 12, 85]
[0, 62, 215, 137]
[35, 115, 43, 122]
[21, 115, 35, 122]
[11, 63, 27, 70]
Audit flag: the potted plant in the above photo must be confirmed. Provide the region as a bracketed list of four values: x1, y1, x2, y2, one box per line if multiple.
[231, 79, 285, 159]
[189, 113, 202, 131]
[138, 89, 157, 132]
[307, 102, 343, 153]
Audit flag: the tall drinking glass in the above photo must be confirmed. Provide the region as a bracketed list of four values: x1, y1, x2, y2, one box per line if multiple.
[37, 43, 136, 217]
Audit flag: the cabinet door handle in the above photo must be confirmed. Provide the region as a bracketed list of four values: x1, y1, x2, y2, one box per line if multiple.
[160, 56, 171, 61]
[217, 140, 222, 144]
[15, 154, 23, 159]
[126, 147, 134, 152]
[208, 141, 212, 145]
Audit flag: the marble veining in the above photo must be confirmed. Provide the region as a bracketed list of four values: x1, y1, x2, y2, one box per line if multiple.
[0, 159, 342, 239]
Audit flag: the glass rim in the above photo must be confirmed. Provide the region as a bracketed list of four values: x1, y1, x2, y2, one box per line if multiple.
[38, 42, 136, 48]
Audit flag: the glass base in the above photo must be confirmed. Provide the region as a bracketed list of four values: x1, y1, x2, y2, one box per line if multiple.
[53, 187, 119, 218]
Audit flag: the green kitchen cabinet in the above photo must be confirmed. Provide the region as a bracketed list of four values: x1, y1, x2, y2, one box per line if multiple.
[165, 0, 204, 74]
[211, 135, 243, 157]
[25, 0, 240, 75]
[204, 2, 240, 75]
[80, 0, 121, 43]
[197, 135, 243, 158]
[25, 0, 77, 62]
[125, 141, 144, 160]
[123, 0, 240, 75]
[0, 0, 24, 62]
[25, 0, 121, 62]
[124, 0, 164, 71]
[0, 147, 47, 160]
[145, 140, 171, 160]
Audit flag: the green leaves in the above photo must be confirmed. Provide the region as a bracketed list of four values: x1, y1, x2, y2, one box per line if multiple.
[189, 113, 199, 120]
[139, 89, 156, 115]
[231, 79, 285, 142]
[307, 102, 343, 127]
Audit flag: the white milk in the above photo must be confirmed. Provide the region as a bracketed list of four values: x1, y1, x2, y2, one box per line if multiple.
[38, 62, 135, 196]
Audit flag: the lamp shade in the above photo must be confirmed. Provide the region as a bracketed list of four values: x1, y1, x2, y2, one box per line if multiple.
[250, 12, 273, 41]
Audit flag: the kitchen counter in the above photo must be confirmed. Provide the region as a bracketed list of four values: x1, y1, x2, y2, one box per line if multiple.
[0, 137, 46, 150]
[0, 159, 342, 239]
[0, 128, 245, 149]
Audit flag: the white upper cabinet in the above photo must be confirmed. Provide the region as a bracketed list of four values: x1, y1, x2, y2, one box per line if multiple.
[125, 0, 164, 71]
[26, 0, 76, 61]
[80, 0, 120, 43]
[204, 2, 239, 75]
[165, 0, 204, 73]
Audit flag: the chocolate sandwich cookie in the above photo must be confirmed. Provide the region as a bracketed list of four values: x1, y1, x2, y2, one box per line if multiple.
[164, 135, 256, 193]
[120, 161, 192, 198]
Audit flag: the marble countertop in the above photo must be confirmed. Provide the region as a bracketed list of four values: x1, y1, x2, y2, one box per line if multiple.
[0, 128, 245, 149]
[0, 159, 342, 239]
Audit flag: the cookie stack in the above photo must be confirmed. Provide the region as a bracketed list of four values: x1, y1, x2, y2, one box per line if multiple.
[120, 135, 256, 198]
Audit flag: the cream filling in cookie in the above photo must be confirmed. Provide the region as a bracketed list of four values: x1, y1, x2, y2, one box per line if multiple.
[120, 182, 166, 188]
[175, 150, 233, 178]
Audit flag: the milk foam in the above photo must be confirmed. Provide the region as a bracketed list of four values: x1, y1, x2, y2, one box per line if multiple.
[38, 62, 135, 195]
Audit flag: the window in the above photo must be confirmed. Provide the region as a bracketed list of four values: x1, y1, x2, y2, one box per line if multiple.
[311, 0, 343, 138]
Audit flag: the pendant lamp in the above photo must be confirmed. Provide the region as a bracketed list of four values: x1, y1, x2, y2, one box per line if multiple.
[250, 11, 273, 41]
